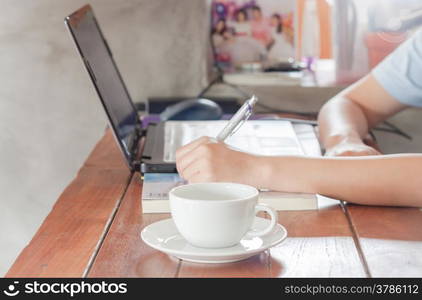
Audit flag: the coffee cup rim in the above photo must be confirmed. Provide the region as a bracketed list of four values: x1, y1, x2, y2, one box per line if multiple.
[169, 182, 259, 203]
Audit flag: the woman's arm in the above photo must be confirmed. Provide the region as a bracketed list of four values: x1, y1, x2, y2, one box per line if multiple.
[259, 154, 422, 207]
[175, 73, 418, 207]
[176, 138, 422, 207]
[318, 74, 407, 156]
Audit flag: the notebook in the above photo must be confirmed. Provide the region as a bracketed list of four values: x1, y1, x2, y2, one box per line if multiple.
[141, 120, 320, 213]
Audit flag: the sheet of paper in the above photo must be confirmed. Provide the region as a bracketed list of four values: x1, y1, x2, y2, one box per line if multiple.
[163, 120, 303, 162]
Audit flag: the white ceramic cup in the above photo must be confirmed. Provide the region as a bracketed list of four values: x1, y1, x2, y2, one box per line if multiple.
[169, 182, 278, 248]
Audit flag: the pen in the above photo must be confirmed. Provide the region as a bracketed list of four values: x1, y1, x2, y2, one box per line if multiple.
[216, 95, 258, 141]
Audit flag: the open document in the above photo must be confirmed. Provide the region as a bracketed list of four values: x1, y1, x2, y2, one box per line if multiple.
[163, 120, 303, 162]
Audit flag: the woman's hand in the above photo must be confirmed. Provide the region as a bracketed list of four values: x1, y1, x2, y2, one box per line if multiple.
[324, 137, 381, 157]
[175, 136, 262, 186]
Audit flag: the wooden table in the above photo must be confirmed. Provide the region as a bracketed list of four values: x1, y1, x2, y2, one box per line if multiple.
[6, 129, 422, 278]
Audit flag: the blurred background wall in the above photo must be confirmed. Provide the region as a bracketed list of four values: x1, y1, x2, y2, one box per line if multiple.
[0, 0, 209, 275]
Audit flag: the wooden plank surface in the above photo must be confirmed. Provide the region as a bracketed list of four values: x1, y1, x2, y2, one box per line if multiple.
[12, 124, 419, 278]
[267, 199, 367, 277]
[346, 205, 422, 277]
[6, 130, 131, 277]
[177, 253, 270, 278]
[177, 198, 365, 277]
[89, 173, 270, 277]
[81, 129, 128, 170]
[87, 177, 366, 278]
[88, 173, 180, 277]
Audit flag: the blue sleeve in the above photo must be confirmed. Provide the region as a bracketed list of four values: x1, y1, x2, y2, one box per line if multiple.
[372, 30, 422, 107]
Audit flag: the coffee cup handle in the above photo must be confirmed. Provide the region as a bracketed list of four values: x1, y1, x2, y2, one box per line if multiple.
[246, 204, 278, 237]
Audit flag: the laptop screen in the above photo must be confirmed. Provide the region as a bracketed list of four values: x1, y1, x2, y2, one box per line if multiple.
[65, 5, 139, 168]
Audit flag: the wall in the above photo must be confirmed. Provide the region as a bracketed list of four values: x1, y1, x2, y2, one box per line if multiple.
[0, 0, 209, 275]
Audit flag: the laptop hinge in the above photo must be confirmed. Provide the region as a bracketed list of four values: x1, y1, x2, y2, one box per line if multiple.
[132, 123, 155, 171]
[133, 160, 141, 172]
[139, 128, 148, 138]
[137, 122, 157, 138]
[133, 122, 160, 173]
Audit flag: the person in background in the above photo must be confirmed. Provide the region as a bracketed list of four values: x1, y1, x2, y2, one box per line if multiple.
[218, 28, 266, 66]
[212, 18, 227, 48]
[270, 13, 283, 35]
[250, 5, 272, 49]
[176, 30, 422, 208]
[267, 13, 294, 61]
[231, 9, 251, 37]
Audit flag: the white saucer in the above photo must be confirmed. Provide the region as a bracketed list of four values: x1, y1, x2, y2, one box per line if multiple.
[140, 217, 287, 264]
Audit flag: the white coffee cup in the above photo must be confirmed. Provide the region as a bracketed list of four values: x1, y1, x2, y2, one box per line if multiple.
[169, 182, 278, 248]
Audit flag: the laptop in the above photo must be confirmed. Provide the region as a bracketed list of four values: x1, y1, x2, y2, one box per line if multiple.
[65, 4, 177, 173]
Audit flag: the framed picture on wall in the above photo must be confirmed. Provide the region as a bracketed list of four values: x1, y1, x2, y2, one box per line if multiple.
[211, 0, 297, 72]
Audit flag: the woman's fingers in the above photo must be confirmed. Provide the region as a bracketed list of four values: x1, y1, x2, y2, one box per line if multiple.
[176, 146, 206, 177]
[182, 159, 217, 183]
[176, 136, 210, 161]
